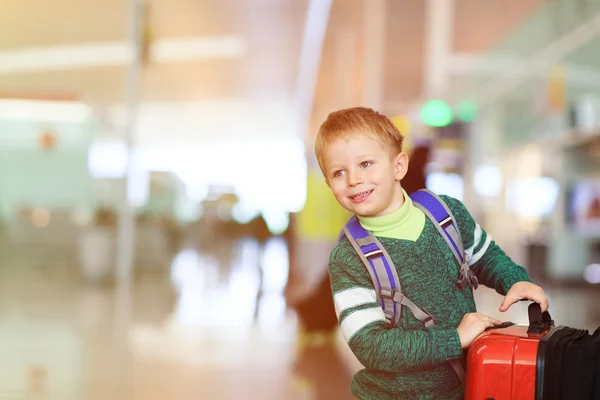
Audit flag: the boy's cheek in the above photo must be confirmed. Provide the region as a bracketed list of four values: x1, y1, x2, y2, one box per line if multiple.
[332, 191, 345, 202]
[329, 182, 342, 195]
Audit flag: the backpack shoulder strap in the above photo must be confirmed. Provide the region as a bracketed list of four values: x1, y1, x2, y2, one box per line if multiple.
[340, 216, 434, 328]
[410, 189, 478, 291]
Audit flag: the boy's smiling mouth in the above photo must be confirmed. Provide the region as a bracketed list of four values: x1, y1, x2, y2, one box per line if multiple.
[349, 189, 374, 203]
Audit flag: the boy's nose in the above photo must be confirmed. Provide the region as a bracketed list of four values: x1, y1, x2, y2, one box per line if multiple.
[347, 171, 363, 187]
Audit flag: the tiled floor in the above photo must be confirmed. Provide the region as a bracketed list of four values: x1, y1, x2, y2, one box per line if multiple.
[0, 235, 598, 400]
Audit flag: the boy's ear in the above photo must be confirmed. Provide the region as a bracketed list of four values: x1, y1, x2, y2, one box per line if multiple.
[394, 152, 409, 181]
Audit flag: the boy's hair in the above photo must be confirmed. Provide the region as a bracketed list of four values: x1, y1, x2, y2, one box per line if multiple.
[314, 107, 404, 175]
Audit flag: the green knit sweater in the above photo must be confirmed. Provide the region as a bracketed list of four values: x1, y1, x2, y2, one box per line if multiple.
[329, 195, 532, 400]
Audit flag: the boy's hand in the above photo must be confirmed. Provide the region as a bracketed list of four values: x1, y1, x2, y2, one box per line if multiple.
[456, 313, 502, 349]
[499, 281, 549, 313]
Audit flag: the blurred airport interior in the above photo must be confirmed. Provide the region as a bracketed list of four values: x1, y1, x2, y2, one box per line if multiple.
[0, 0, 599, 399]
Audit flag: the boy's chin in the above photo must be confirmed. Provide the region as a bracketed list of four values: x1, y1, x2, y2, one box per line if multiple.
[342, 199, 381, 217]
[351, 205, 378, 218]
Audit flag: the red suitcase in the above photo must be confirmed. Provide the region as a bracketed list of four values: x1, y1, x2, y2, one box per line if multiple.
[465, 304, 554, 400]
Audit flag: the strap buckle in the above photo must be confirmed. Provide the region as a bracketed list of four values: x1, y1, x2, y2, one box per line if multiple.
[380, 288, 403, 303]
[380, 288, 403, 325]
[423, 314, 435, 328]
[364, 249, 384, 260]
[383, 310, 395, 323]
[457, 262, 479, 291]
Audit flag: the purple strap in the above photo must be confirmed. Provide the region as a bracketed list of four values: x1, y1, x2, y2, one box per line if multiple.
[341, 216, 400, 312]
[409, 190, 448, 221]
[410, 190, 464, 263]
[344, 216, 398, 311]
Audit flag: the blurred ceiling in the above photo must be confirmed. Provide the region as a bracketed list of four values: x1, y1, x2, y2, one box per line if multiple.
[311, 0, 543, 124]
[0, 0, 307, 103]
[0, 0, 542, 141]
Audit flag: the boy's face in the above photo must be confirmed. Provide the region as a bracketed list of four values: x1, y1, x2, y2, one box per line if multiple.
[322, 133, 408, 217]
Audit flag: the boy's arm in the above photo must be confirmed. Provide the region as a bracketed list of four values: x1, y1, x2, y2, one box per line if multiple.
[441, 195, 533, 295]
[330, 247, 463, 373]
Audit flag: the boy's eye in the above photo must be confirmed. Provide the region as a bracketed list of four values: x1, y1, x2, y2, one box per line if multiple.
[333, 170, 344, 178]
[360, 161, 372, 168]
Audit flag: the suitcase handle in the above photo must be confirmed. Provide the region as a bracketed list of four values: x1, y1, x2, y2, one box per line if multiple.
[527, 303, 553, 334]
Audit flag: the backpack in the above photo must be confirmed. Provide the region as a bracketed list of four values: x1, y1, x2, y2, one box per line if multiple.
[339, 189, 479, 385]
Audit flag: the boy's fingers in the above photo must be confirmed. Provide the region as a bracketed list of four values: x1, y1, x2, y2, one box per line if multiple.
[484, 319, 501, 328]
[501, 283, 550, 312]
[502, 293, 550, 312]
[499, 296, 517, 312]
[483, 315, 502, 324]
[529, 292, 544, 304]
[540, 298, 549, 313]
[524, 292, 549, 312]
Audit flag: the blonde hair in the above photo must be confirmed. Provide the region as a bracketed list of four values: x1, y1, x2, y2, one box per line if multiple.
[314, 107, 404, 175]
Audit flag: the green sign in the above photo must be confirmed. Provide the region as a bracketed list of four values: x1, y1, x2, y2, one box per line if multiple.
[420, 100, 453, 127]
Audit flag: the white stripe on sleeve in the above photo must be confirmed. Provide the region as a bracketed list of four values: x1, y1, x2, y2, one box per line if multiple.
[333, 287, 378, 318]
[468, 233, 492, 266]
[465, 223, 482, 261]
[340, 307, 387, 342]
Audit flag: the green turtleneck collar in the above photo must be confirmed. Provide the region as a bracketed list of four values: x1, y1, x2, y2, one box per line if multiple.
[357, 189, 425, 241]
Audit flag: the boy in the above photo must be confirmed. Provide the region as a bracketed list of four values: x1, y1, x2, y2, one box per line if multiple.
[315, 107, 549, 399]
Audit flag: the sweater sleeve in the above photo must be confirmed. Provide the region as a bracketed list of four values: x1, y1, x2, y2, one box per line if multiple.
[440, 195, 533, 295]
[329, 243, 463, 373]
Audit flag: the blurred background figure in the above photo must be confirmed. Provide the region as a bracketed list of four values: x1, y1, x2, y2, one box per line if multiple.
[402, 140, 433, 195]
[0, 0, 599, 399]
